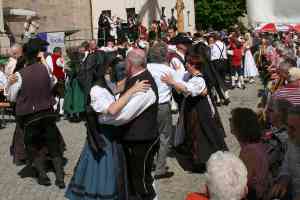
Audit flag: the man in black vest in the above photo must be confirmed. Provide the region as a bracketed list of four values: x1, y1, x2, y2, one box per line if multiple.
[122, 49, 159, 200]
[8, 38, 65, 189]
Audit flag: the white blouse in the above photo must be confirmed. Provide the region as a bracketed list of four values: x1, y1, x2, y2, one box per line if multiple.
[90, 85, 156, 126]
[183, 75, 206, 97]
[183, 75, 215, 116]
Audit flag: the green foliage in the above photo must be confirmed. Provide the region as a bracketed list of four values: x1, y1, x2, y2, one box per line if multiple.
[195, 0, 247, 30]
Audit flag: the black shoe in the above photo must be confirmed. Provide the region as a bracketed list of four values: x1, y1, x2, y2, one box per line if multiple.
[230, 85, 236, 90]
[154, 171, 174, 180]
[69, 116, 81, 123]
[152, 165, 169, 171]
[33, 158, 51, 186]
[216, 102, 222, 107]
[55, 179, 65, 189]
[242, 85, 246, 90]
[52, 157, 66, 189]
[222, 99, 230, 106]
[0, 123, 5, 129]
[191, 163, 206, 174]
[14, 159, 26, 166]
[37, 173, 51, 186]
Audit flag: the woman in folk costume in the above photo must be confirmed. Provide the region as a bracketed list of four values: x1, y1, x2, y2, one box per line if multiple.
[243, 33, 259, 83]
[161, 45, 228, 173]
[65, 58, 154, 200]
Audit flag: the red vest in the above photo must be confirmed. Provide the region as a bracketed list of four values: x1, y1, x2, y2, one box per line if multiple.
[52, 54, 65, 80]
[185, 193, 209, 200]
[231, 47, 243, 68]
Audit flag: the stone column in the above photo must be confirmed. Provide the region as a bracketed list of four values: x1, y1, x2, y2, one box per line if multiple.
[176, 0, 185, 33]
[0, 0, 10, 55]
[0, 0, 4, 32]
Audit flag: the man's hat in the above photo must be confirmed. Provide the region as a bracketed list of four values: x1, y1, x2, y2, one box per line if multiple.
[23, 38, 49, 56]
[170, 35, 193, 45]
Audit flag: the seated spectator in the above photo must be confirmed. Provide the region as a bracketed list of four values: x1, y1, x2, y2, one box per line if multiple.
[271, 105, 300, 200]
[268, 98, 292, 145]
[266, 99, 292, 178]
[230, 108, 270, 200]
[185, 151, 248, 200]
[273, 65, 300, 106]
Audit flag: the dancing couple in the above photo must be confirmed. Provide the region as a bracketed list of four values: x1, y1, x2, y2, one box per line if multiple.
[65, 49, 159, 200]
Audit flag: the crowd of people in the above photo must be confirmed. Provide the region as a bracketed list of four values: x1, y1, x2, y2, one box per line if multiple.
[0, 19, 300, 200]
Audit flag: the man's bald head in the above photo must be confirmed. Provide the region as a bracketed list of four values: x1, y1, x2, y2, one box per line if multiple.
[125, 49, 147, 77]
[127, 49, 147, 68]
[10, 43, 23, 59]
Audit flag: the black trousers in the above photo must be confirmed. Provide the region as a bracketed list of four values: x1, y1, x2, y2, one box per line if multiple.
[123, 139, 159, 200]
[212, 59, 227, 84]
[17, 110, 61, 162]
[210, 60, 228, 100]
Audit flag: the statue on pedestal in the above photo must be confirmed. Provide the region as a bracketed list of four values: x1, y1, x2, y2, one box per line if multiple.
[23, 16, 39, 42]
[176, 0, 185, 32]
[168, 8, 177, 30]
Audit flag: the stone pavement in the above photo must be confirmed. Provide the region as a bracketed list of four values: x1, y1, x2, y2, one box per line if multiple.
[0, 82, 260, 200]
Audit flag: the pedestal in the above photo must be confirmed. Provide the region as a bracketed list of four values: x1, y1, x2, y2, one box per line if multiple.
[0, 33, 10, 55]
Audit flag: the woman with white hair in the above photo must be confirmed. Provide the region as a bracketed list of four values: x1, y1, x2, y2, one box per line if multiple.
[185, 151, 248, 200]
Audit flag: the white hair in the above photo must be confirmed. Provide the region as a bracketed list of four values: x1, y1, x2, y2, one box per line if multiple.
[206, 151, 248, 200]
[288, 67, 300, 82]
[126, 49, 147, 68]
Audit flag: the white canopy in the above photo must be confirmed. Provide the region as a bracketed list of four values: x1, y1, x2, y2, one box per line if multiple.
[247, 0, 300, 25]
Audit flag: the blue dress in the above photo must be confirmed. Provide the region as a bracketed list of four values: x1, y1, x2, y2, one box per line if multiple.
[65, 125, 127, 200]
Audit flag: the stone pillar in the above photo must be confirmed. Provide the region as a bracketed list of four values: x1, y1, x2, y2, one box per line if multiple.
[0, 0, 10, 55]
[176, 0, 185, 33]
[0, 0, 3, 32]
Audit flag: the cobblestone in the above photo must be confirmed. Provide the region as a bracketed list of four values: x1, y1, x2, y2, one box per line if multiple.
[0, 82, 260, 200]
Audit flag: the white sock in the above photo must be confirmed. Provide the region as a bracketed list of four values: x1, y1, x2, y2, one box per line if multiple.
[59, 98, 64, 115]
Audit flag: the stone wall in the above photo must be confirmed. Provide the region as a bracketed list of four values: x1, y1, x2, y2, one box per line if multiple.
[3, 0, 93, 46]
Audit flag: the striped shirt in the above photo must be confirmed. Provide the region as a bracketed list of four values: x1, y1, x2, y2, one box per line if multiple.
[273, 85, 300, 105]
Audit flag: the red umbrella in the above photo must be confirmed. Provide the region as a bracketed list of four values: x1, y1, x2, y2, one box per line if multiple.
[277, 24, 294, 32]
[294, 24, 300, 33]
[259, 23, 277, 33]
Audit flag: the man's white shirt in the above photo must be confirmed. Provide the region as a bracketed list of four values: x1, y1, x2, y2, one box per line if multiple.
[210, 40, 227, 61]
[147, 63, 182, 104]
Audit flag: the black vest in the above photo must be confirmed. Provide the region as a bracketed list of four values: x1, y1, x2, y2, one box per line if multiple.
[16, 63, 54, 116]
[121, 70, 159, 141]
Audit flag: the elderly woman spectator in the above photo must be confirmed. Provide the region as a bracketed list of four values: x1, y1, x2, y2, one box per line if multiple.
[273, 66, 300, 106]
[271, 105, 300, 200]
[266, 99, 292, 179]
[185, 151, 248, 200]
[230, 108, 270, 200]
[268, 99, 292, 145]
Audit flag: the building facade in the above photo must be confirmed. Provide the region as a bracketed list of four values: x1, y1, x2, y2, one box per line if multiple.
[91, 0, 195, 37]
[3, 0, 92, 46]
[2, 0, 195, 48]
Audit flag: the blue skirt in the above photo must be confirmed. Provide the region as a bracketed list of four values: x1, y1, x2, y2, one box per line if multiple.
[65, 134, 127, 200]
